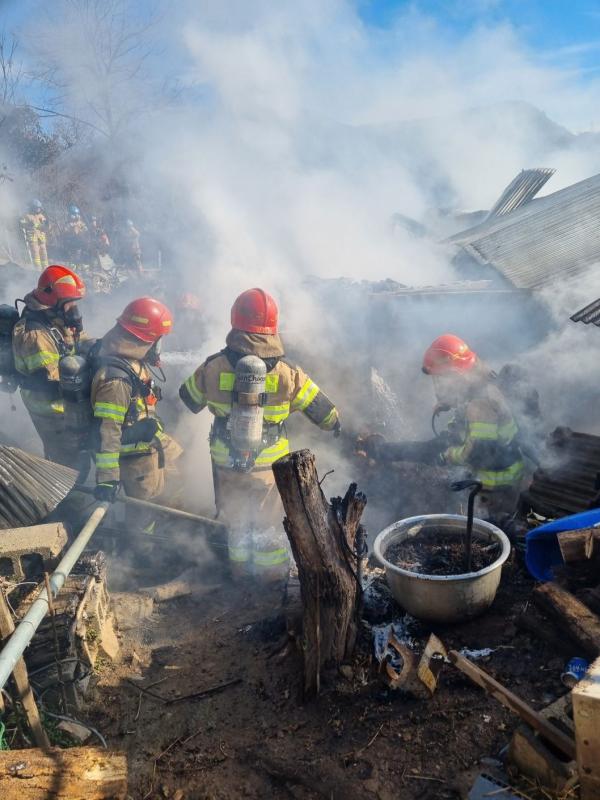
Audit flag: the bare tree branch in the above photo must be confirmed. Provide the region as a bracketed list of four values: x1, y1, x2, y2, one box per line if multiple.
[30, 0, 160, 139]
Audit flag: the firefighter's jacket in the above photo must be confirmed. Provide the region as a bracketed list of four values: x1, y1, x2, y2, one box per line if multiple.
[179, 329, 339, 471]
[443, 381, 524, 491]
[20, 212, 47, 241]
[12, 293, 77, 418]
[90, 325, 175, 484]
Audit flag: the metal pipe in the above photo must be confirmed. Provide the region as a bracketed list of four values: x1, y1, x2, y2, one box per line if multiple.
[75, 485, 227, 531]
[0, 503, 108, 691]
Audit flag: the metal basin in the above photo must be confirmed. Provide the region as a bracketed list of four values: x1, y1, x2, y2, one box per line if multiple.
[373, 514, 511, 623]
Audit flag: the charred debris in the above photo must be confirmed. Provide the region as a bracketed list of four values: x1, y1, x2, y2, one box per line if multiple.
[4, 169, 600, 799]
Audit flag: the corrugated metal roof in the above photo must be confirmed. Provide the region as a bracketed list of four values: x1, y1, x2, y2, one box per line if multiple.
[449, 172, 600, 289]
[571, 297, 600, 326]
[486, 167, 555, 219]
[0, 447, 77, 529]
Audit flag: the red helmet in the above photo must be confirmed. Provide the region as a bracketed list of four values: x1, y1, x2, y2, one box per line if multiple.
[422, 334, 477, 375]
[117, 297, 173, 343]
[34, 265, 86, 307]
[231, 288, 278, 334]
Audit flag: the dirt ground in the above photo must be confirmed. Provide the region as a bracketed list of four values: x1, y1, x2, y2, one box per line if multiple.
[81, 534, 573, 800]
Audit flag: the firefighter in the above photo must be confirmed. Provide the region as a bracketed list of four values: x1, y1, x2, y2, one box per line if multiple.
[117, 219, 143, 275]
[179, 288, 340, 579]
[421, 334, 525, 521]
[91, 297, 182, 532]
[62, 205, 88, 265]
[12, 265, 87, 467]
[20, 199, 49, 270]
[89, 215, 110, 257]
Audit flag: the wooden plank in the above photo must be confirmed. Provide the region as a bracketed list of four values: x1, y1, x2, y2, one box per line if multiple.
[557, 528, 600, 563]
[532, 582, 600, 658]
[0, 747, 127, 799]
[573, 655, 600, 800]
[448, 650, 576, 760]
[0, 589, 49, 750]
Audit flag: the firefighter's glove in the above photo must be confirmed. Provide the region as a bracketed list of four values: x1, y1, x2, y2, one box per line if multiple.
[359, 433, 385, 460]
[94, 481, 120, 503]
[333, 420, 341, 438]
[436, 450, 449, 466]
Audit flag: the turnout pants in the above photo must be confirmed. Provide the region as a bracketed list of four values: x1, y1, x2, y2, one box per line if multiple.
[213, 466, 289, 580]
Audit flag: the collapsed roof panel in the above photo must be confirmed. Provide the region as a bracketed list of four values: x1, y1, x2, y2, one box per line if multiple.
[449, 172, 600, 290]
[0, 446, 78, 529]
[570, 297, 600, 326]
[485, 167, 555, 220]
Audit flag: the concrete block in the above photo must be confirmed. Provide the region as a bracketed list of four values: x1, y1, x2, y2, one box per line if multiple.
[0, 523, 67, 580]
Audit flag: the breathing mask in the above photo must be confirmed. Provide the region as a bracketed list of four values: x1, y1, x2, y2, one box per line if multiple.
[61, 303, 83, 334]
[145, 337, 166, 384]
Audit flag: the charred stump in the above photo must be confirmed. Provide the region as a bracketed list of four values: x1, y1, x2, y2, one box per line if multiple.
[272, 449, 366, 698]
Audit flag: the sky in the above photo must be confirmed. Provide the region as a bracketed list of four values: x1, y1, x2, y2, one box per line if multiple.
[360, 0, 600, 73]
[4, 0, 600, 66]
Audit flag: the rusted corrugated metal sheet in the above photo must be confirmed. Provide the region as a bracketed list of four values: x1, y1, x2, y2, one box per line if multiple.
[449, 172, 600, 289]
[0, 446, 77, 529]
[486, 167, 555, 220]
[522, 429, 600, 517]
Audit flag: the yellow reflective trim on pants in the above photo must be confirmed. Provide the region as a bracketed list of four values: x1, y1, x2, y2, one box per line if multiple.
[15, 350, 60, 372]
[208, 400, 232, 417]
[292, 378, 319, 412]
[219, 372, 235, 391]
[263, 402, 290, 423]
[468, 422, 499, 440]
[476, 461, 525, 489]
[228, 546, 251, 563]
[95, 452, 120, 468]
[253, 548, 289, 567]
[184, 373, 205, 405]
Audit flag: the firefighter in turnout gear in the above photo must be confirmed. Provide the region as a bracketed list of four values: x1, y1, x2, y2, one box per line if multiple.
[91, 297, 182, 533]
[179, 288, 340, 579]
[12, 265, 87, 466]
[20, 199, 49, 270]
[62, 205, 88, 264]
[422, 334, 525, 521]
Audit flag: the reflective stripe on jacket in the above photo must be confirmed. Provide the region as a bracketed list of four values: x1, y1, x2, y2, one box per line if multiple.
[90, 325, 175, 483]
[12, 310, 74, 418]
[180, 353, 339, 471]
[444, 383, 524, 491]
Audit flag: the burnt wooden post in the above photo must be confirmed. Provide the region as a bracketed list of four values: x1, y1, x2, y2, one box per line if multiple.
[272, 449, 366, 698]
[0, 589, 50, 750]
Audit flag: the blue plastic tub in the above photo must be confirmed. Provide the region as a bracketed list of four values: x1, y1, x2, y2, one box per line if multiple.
[525, 508, 600, 581]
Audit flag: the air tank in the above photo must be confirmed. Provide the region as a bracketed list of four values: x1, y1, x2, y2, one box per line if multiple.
[230, 355, 267, 456]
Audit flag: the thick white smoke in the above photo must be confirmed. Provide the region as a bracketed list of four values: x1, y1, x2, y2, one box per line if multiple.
[6, 0, 600, 515]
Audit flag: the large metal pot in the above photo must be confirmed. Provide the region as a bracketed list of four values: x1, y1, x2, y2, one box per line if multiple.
[373, 514, 511, 623]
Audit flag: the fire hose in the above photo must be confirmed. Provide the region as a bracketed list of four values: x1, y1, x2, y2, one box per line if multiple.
[74, 484, 227, 532]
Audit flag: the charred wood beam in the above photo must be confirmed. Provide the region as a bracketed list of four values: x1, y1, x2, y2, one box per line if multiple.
[272, 449, 366, 698]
